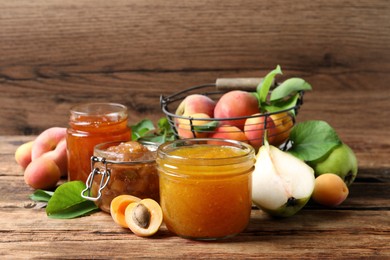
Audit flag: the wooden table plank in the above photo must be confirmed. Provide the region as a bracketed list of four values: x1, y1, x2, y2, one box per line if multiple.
[0, 209, 388, 259]
[1, 135, 389, 258]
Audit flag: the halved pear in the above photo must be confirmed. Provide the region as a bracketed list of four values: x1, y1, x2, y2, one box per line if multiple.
[252, 141, 315, 217]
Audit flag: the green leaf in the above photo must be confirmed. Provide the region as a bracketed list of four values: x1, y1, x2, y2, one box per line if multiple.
[139, 133, 174, 143]
[131, 119, 156, 140]
[131, 117, 176, 143]
[30, 190, 54, 202]
[193, 120, 219, 132]
[157, 117, 171, 132]
[47, 200, 100, 219]
[270, 78, 312, 101]
[46, 181, 99, 219]
[264, 93, 300, 116]
[257, 65, 283, 105]
[288, 120, 342, 161]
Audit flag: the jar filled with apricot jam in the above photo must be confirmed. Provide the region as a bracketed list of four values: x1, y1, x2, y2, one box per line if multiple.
[157, 138, 255, 240]
[67, 103, 131, 183]
[81, 140, 159, 213]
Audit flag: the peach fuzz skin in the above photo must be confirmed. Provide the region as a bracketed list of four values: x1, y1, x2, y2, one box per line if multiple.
[175, 94, 216, 118]
[214, 91, 259, 130]
[24, 156, 61, 190]
[15, 127, 68, 190]
[39, 138, 68, 177]
[312, 173, 349, 207]
[31, 127, 66, 161]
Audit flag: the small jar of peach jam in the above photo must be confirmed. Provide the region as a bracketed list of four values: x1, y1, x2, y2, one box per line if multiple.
[81, 140, 159, 213]
[156, 138, 255, 240]
[67, 103, 131, 183]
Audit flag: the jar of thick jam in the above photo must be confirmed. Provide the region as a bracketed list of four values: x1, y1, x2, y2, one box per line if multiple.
[157, 138, 255, 240]
[81, 140, 159, 213]
[67, 103, 131, 182]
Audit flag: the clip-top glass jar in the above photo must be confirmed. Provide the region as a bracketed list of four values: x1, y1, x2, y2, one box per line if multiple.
[81, 140, 159, 213]
[157, 138, 255, 240]
[67, 103, 131, 182]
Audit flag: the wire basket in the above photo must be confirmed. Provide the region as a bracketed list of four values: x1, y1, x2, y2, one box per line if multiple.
[160, 79, 305, 150]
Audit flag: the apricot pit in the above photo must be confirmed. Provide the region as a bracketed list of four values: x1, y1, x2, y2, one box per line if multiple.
[110, 195, 141, 228]
[125, 198, 162, 237]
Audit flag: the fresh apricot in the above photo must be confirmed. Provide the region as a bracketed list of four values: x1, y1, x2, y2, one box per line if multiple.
[24, 156, 61, 190]
[110, 195, 142, 228]
[15, 141, 34, 169]
[176, 113, 213, 138]
[312, 173, 349, 207]
[125, 198, 163, 237]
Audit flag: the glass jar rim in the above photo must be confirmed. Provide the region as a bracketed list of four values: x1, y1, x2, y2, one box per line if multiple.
[70, 102, 128, 117]
[157, 138, 255, 164]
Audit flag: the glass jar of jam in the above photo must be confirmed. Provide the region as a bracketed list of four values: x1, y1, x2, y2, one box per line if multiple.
[81, 140, 159, 213]
[67, 103, 131, 182]
[157, 138, 255, 240]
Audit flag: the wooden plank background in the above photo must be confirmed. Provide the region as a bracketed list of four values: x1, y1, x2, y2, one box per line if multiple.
[0, 0, 389, 144]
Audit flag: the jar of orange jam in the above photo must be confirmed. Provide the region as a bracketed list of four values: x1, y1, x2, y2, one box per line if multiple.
[67, 103, 131, 182]
[81, 140, 159, 213]
[157, 138, 255, 240]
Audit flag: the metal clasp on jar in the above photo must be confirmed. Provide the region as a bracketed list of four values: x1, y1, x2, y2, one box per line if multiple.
[81, 156, 111, 201]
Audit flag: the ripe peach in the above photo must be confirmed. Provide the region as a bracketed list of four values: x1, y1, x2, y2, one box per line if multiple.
[31, 127, 67, 176]
[31, 127, 67, 160]
[209, 125, 248, 145]
[175, 94, 216, 117]
[176, 113, 213, 138]
[214, 90, 259, 129]
[24, 156, 61, 190]
[40, 138, 68, 177]
[244, 114, 275, 150]
[312, 173, 349, 207]
[15, 141, 34, 169]
[270, 112, 294, 146]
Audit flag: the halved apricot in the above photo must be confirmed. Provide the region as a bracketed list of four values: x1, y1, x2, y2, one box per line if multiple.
[110, 195, 141, 228]
[125, 198, 163, 237]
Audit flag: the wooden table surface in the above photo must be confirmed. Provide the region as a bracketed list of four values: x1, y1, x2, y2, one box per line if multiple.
[1, 133, 389, 259]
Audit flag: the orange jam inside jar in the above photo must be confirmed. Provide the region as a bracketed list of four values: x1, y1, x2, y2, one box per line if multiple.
[66, 103, 131, 183]
[82, 141, 159, 213]
[157, 138, 255, 240]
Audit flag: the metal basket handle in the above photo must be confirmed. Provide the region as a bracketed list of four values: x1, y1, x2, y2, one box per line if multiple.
[215, 77, 275, 91]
